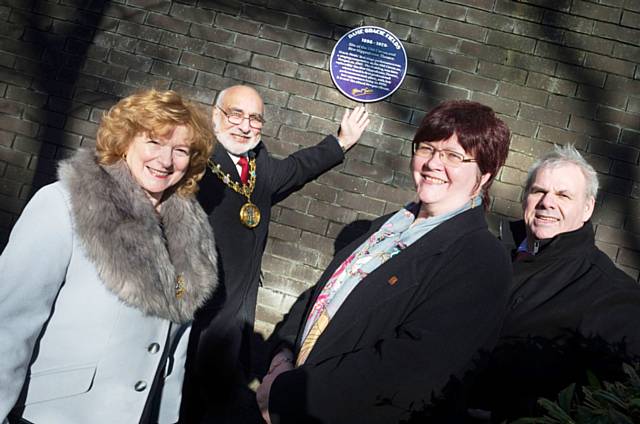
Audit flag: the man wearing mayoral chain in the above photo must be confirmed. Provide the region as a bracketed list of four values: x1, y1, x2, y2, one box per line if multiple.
[181, 84, 369, 423]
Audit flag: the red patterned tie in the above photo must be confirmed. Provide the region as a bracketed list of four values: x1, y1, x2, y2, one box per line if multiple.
[238, 156, 249, 185]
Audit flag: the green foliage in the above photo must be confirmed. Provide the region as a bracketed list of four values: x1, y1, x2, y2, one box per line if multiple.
[511, 363, 640, 424]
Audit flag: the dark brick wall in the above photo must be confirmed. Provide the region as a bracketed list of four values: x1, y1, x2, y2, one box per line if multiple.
[0, 0, 638, 335]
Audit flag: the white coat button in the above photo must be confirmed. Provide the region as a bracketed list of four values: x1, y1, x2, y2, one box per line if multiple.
[134, 381, 147, 391]
[147, 343, 160, 354]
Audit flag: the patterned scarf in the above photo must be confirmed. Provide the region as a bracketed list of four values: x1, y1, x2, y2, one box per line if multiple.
[296, 197, 480, 365]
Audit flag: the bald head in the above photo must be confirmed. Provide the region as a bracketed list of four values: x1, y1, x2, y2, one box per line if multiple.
[216, 85, 264, 113]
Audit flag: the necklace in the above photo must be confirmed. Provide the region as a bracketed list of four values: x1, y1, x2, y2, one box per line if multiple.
[207, 157, 261, 228]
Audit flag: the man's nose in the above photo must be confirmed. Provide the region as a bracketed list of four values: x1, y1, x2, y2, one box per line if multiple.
[538, 192, 556, 208]
[237, 117, 251, 132]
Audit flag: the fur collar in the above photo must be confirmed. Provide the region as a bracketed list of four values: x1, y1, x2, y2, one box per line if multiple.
[58, 149, 218, 324]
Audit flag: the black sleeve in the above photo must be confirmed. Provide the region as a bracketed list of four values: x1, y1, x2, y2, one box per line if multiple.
[266, 285, 317, 360]
[266, 135, 344, 204]
[583, 288, 640, 357]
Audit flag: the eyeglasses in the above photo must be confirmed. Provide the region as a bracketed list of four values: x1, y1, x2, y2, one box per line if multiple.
[414, 143, 477, 167]
[216, 105, 265, 129]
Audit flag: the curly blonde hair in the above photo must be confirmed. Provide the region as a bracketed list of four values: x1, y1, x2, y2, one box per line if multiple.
[96, 89, 214, 196]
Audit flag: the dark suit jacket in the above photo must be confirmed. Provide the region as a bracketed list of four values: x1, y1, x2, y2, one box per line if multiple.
[473, 221, 640, 422]
[268, 206, 512, 424]
[503, 221, 640, 348]
[182, 135, 344, 422]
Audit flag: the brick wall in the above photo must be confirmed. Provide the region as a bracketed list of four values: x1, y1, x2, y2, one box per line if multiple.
[0, 0, 639, 338]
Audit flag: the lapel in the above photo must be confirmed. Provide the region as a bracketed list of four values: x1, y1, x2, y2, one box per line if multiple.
[210, 143, 269, 209]
[301, 206, 488, 363]
[249, 142, 268, 204]
[511, 223, 595, 305]
[214, 142, 269, 201]
[213, 144, 242, 184]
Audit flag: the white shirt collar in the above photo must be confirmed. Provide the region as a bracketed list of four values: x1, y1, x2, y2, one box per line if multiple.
[226, 151, 248, 176]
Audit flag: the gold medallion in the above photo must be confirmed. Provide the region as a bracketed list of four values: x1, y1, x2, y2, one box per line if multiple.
[208, 157, 261, 229]
[239, 202, 261, 228]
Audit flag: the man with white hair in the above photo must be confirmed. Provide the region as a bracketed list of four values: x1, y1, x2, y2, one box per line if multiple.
[504, 144, 639, 348]
[473, 145, 640, 422]
[181, 85, 369, 423]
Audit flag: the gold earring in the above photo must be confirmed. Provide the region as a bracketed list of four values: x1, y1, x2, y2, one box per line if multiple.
[470, 196, 480, 209]
[122, 153, 127, 160]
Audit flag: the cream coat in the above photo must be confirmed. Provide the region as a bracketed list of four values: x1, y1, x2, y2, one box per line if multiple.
[0, 151, 218, 423]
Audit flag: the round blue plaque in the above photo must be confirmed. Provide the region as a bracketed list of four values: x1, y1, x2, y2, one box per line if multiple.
[330, 26, 407, 103]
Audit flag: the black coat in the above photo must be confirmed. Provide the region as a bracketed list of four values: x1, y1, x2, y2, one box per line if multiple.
[183, 135, 344, 423]
[268, 206, 512, 424]
[474, 221, 640, 422]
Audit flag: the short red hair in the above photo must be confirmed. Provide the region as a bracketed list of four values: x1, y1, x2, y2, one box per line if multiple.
[412, 100, 511, 207]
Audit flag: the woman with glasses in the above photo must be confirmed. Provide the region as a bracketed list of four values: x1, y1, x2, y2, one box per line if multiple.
[257, 100, 513, 423]
[0, 89, 218, 424]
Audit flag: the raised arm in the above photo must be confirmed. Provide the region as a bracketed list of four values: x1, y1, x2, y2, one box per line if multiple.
[267, 106, 369, 201]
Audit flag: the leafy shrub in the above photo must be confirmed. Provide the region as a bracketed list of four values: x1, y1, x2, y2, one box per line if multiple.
[512, 362, 640, 424]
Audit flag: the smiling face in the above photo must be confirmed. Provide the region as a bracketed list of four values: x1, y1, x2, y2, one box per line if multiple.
[523, 163, 595, 241]
[213, 86, 264, 155]
[412, 135, 491, 218]
[125, 125, 191, 206]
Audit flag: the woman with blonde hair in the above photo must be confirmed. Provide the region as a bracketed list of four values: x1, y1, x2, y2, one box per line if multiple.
[0, 89, 218, 424]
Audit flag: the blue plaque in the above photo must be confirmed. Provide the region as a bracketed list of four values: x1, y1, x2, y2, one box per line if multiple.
[330, 26, 407, 103]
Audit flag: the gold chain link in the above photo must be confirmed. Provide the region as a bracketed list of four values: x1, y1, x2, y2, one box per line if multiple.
[206, 157, 256, 200]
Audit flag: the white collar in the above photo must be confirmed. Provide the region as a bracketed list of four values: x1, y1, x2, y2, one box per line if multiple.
[226, 150, 248, 164]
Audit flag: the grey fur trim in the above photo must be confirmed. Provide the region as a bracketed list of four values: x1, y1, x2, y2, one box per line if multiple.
[58, 149, 218, 323]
